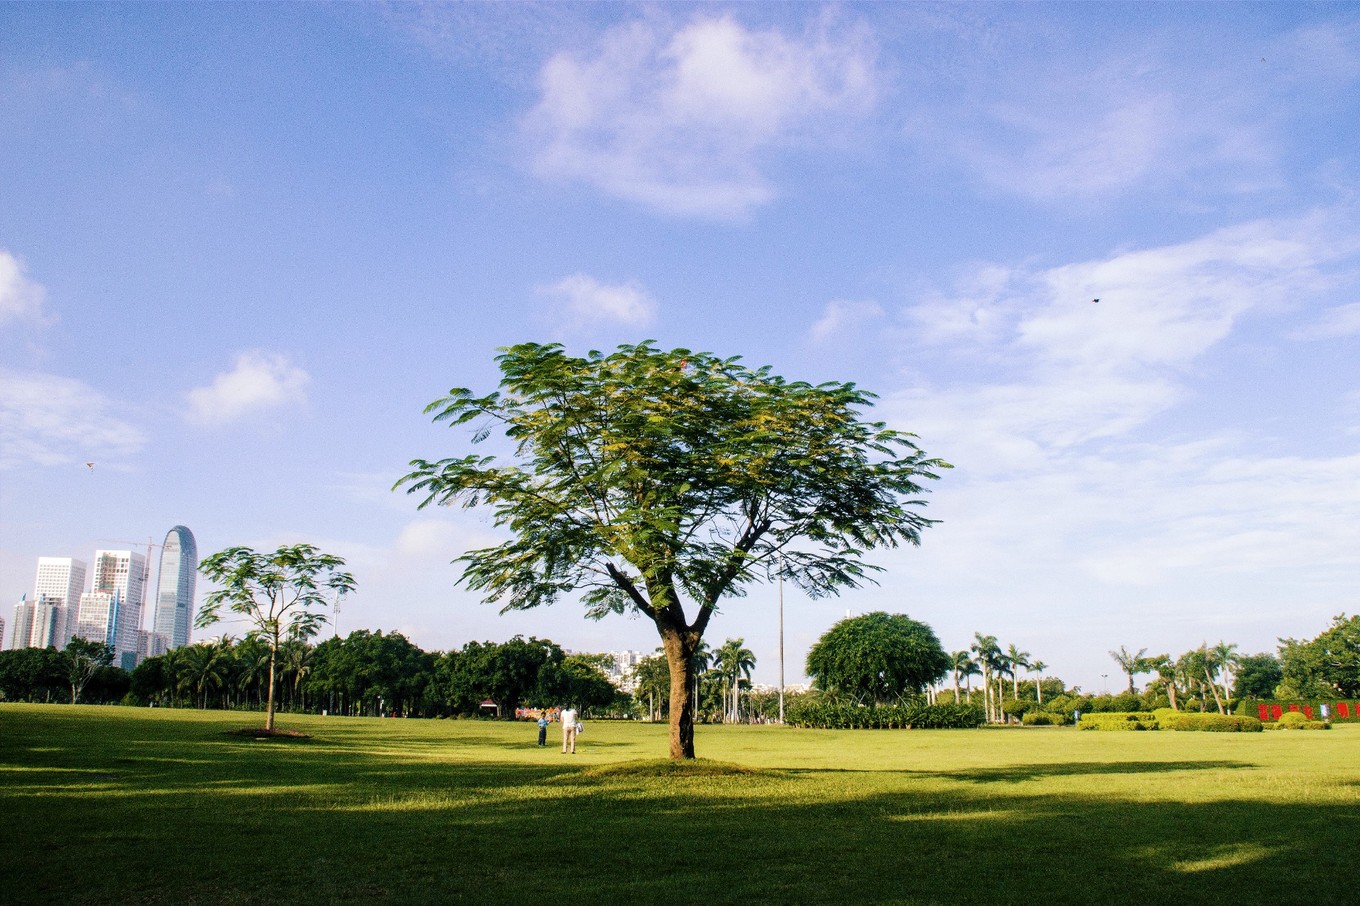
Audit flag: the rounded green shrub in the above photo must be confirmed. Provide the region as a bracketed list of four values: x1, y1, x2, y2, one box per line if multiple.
[1276, 711, 1310, 730]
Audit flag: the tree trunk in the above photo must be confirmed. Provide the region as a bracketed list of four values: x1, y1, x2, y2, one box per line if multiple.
[660, 630, 696, 759]
[265, 639, 278, 732]
[1204, 667, 1225, 714]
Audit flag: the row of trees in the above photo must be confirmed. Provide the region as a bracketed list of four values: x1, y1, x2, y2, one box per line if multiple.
[1105, 617, 1360, 712]
[0, 630, 626, 719]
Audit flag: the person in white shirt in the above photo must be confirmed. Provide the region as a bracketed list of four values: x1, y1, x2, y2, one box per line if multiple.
[560, 706, 579, 753]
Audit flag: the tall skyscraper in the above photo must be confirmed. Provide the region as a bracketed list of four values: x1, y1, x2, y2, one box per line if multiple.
[88, 550, 145, 665]
[33, 557, 86, 649]
[152, 526, 197, 649]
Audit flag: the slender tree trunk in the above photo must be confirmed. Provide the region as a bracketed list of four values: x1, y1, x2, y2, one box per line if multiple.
[1036, 676, 1043, 705]
[953, 674, 960, 704]
[1204, 668, 1225, 714]
[265, 639, 279, 732]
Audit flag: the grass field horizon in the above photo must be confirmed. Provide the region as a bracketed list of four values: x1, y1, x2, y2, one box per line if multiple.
[3, 704, 1358, 905]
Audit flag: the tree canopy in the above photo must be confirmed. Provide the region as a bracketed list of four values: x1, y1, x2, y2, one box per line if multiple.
[806, 611, 949, 704]
[398, 342, 949, 758]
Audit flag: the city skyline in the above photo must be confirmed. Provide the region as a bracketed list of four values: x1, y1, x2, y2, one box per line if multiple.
[1, 4, 1358, 691]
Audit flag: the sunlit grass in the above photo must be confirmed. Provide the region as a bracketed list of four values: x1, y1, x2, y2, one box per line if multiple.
[2, 704, 1359, 904]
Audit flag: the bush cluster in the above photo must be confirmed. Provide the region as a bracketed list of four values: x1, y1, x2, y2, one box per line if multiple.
[1077, 712, 1157, 731]
[1271, 711, 1330, 730]
[1158, 712, 1263, 732]
[784, 699, 984, 729]
[1021, 711, 1069, 726]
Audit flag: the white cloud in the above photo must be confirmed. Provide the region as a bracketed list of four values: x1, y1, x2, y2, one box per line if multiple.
[0, 369, 145, 469]
[186, 351, 309, 426]
[809, 299, 884, 343]
[0, 250, 50, 328]
[896, 213, 1355, 467]
[522, 15, 877, 217]
[537, 273, 657, 333]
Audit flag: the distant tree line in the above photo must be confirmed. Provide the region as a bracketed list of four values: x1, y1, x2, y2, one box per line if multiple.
[0, 630, 626, 719]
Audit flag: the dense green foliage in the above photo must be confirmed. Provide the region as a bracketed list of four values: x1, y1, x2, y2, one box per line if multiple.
[398, 342, 948, 758]
[1233, 653, 1283, 699]
[1279, 614, 1360, 698]
[806, 611, 949, 704]
[784, 697, 982, 729]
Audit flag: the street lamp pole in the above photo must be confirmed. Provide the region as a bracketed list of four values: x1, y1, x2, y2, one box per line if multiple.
[778, 568, 785, 725]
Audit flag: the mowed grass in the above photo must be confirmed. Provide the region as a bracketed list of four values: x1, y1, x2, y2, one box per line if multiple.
[3, 706, 1358, 905]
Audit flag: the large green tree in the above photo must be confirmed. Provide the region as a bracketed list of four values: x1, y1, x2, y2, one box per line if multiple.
[1279, 614, 1360, 698]
[1232, 652, 1283, 699]
[398, 342, 948, 759]
[196, 544, 356, 732]
[806, 612, 949, 705]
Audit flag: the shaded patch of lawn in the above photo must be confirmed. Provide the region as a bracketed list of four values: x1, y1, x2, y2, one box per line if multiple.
[2, 705, 1358, 905]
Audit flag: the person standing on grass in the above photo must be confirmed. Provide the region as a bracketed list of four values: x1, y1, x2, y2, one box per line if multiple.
[537, 712, 550, 747]
[560, 705, 578, 753]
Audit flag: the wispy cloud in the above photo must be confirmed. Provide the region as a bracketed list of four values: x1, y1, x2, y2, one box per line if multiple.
[0, 369, 145, 469]
[1290, 302, 1360, 340]
[810, 299, 884, 343]
[186, 351, 309, 426]
[537, 273, 657, 334]
[522, 15, 877, 218]
[0, 250, 50, 328]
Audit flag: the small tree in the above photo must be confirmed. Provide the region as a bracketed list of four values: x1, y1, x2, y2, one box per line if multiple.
[196, 544, 356, 732]
[398, 342, 948, 758]
[806, 612, 949, 705]
[64, 637, 113, 704]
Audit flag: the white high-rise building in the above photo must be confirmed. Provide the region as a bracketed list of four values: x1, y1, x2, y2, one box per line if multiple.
[29, 596, 65, 648]
[152, 526, 197, 649]
[34, 557, 87, 649]
[75, 591, 117, 647]
[89, 550, 146, 665]
[8, 597, 35, 651]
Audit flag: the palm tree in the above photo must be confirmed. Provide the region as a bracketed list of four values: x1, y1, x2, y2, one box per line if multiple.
[1006, 644, 1030, 699]
[1028, 659, 1047, 704]
[948, 651, 974, 704]
[971, 634, 1001, 722]
[1109, 645, 1149, 693]
[689, 639, 712, 719]
[1148, 654, 1179, 710]
[959, 658, 982, 704]
[180, 643, 229, 709]
[714, 638, 756, 723]
[1211, 641, 1238, 706]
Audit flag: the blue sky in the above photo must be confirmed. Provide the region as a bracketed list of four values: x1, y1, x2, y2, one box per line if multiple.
[2, 2, 1357, 692]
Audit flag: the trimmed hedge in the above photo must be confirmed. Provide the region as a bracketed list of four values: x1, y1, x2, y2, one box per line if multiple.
[1077, 712, 1156, 731]
[1272, 711, 1331, 730]
[785, 699, 984, 729]
[1159, 712, 1263, 732]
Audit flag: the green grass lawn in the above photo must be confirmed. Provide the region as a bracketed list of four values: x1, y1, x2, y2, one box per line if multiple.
[2, 705, 1358, 905]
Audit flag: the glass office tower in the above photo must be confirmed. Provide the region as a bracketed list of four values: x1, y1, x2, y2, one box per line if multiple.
[153, 526, 197, 649]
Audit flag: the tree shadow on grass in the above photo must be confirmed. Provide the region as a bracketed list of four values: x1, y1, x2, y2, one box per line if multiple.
[913, 759, 1255, 783]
